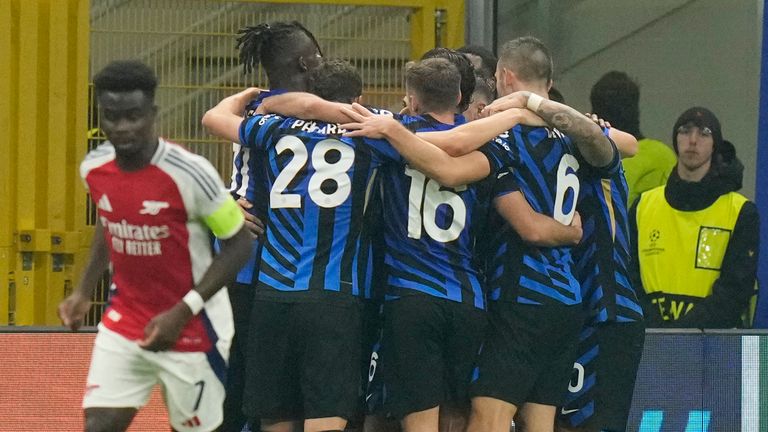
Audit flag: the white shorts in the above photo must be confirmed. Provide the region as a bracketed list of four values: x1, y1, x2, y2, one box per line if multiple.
[83, 324, 226, 431]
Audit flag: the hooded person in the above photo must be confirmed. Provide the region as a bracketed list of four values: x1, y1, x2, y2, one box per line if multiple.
[628, 106, 760, 328]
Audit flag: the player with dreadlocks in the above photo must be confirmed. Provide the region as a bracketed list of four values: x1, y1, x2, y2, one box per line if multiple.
[236, 21, 323, 90]
[220, 20, 322, 432]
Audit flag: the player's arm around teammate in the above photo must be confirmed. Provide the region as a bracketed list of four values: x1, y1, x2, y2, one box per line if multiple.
[495, 191, 583, 247]
[257, 91, 354, 123]
[340, 106, 584, 246]
[340, 104, 515, 186]
[202, 87, 264, 143]
[260, 90, 548, 158]
[260, 67, 627, 182]
[258, 84, 584, 248]
[583, 113, 638, 158]
[401, 90, 635, 165]
[484, 91, 632, 170]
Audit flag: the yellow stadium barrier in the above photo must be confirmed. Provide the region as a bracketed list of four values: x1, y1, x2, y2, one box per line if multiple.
[2, 0, 464, 326]
[1, 0, 90, 325]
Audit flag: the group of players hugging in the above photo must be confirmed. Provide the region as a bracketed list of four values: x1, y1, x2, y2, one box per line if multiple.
[59, 19, 644, 432]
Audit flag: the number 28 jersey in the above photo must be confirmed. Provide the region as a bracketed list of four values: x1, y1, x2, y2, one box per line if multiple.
[239, 114, 401, 301]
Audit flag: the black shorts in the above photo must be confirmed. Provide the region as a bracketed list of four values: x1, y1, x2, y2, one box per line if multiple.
[362, 300, 386, 416]
[558, 320, 646, 432]
[242, 299, 362, 420]
[222, 282, 255, 431]
[382, 295, 486, 418]
[470, 302, 583, 407]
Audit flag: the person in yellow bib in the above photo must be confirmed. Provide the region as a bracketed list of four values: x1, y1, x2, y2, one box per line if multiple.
[629, 107, 759, 328]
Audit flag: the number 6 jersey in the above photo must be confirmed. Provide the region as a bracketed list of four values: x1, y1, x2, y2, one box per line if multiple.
[480, 125, 620, 307]
[239, 114, 401, 301]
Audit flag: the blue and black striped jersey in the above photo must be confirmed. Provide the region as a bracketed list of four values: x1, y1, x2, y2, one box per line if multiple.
[231, 89, 286, 203]
[479, 125, 619, 306]
[239, 113, 400, 301]
[224, 90, 281, 284]
[360, 172, 387, 301]
[381, 114, 492, 309]
[574, 163, 643, 323]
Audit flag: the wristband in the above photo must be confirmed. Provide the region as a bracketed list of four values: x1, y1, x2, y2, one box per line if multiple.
[182, 290, 205, 315]
[526, 93, 544, 112]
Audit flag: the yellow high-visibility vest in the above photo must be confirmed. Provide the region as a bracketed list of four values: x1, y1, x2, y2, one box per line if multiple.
[635, 185, 747, 321]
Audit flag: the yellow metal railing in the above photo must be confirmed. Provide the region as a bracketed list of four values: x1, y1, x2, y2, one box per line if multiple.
[1, 0, 90, 325]
[88, 0, 464, 175]
[1, 0, 464, 326]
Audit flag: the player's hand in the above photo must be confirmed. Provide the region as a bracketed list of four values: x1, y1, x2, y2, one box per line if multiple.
[237, 198, 265, 239]
[58, 291, 92, 331]
[238, 87, 263, 101]
[232, 87, 263, 114]
[138, 303, 193, 352]
[584, 112, 611, 129]
[340, 103, 399, 138]
[472, 104, 489, 120]
[339, 102, 373, 122]
[483, 91, 529, 116]
[569, 211, 583, 245]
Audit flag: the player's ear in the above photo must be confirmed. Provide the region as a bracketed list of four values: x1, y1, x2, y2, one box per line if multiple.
[546, 79, 554, 92]
[408, 94, 419, 114]
[353, 95, 362, 104]
[500, 67, 515, 89]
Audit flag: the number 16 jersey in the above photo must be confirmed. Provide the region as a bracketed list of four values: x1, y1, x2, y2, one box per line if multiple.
[382, 114, 501, 310]
[239, 113, 401, 302]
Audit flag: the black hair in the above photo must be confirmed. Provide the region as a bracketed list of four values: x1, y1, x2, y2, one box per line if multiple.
[590, 71, 642, 138]
[406, 58, 461, 114]
[457, 45, 498, 77]
[309, 58, 362, 104]
[93, 60, 157, 100]
[421, 48, 475, 112]
[498, 36, 553, 84]
[236, 21, 322, 83]
[471, 64, 497, 100]
[472, 73, 495, 105]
